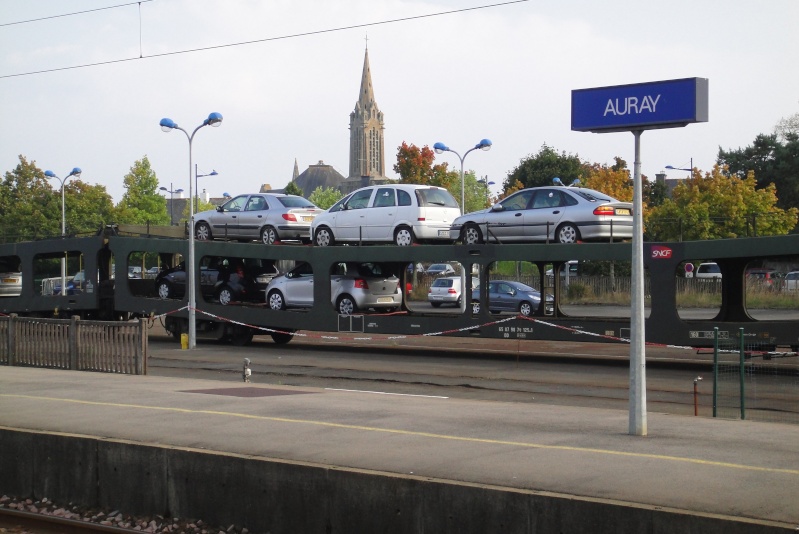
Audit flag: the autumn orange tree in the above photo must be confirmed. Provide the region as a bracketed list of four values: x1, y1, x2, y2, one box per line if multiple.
[645, 165, 798, 241]
[393, 142, 455, 189]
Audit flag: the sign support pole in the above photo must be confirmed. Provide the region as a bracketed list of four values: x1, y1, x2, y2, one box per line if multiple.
[629, 129, 647, 436]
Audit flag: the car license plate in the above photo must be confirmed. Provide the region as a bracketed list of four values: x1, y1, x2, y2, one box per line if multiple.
[438, 229, 449, 237]
[616, 209, 631, 215]
[377, 297, 393, 303]
[302, 216, 314, 222]
[2, 278, 15, 283]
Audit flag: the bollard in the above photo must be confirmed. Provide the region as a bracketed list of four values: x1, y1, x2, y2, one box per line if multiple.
[180, 333, 189, 350]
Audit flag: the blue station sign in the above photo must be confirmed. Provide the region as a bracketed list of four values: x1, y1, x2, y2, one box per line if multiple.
[571, 77, 708, 133]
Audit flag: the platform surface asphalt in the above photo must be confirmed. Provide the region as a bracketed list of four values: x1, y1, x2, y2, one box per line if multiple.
[1, 365, 798, 529]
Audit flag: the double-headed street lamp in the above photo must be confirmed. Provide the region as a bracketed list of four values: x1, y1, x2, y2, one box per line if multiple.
[433, 139, 492, 214]
[159, 112, 223, 350]
[159, 184, 184, 225]
[194, 165, 218, 213]
[665, 158, 693, 178]
[44, 167, 81, 296]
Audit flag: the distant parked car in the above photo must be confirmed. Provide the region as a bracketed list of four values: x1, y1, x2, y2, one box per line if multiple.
[425, 263, 455, 277]
[0, 259, 22, 297]
[194, 193, 322, 244]
[782, 271, 799, 291]
[471, 280, 552, 316]
[695, 262, 721, 280]
[53, 270, 91, 295]
[311, 184, 461, 246]
[146, 266, 161, 276]
[451, 185, 633, 244]
[746, 268, 777, 289]
[128, 266, 142, 278]
[428, 276, 466, 307]
[265, 261, 402, 314]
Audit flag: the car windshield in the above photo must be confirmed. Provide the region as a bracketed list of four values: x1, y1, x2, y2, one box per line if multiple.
[278, 196, 316, 208]
[416, 188, 459, 208]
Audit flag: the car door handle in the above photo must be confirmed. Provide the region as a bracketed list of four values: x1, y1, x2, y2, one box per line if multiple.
[552, 210, 560, 214]
[515, 213, 522, 217]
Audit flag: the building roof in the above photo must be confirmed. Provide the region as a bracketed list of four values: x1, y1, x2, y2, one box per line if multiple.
[293, 161, 346, 198]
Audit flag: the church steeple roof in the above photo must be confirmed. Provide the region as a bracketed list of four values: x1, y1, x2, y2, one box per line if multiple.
[358, 46, 376, 108]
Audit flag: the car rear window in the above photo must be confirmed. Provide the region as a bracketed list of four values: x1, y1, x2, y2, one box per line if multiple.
[571, 189, 614, 203]
[278, 196, 317, 208]
[416, 188, 459, 208]
[433, 278, 454, 287]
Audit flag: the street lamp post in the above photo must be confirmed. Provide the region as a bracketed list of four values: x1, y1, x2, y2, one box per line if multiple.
[194, 165, 218, 213]
[481, 176, 495, 206]
[159, 112, 223, 350]
[433, 139, 492, 214]
[159, 184, 184, 225]
[44, 167, 81, 296]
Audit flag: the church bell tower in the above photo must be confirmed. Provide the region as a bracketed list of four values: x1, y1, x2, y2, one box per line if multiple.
[348, 46, 386, 180]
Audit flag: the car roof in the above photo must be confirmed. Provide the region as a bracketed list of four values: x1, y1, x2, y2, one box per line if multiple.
[349, 184, 447, 194]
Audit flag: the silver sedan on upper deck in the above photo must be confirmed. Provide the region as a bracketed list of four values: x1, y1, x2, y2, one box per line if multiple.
[451, 185, 633, 244]
[194, 193, 322, 245]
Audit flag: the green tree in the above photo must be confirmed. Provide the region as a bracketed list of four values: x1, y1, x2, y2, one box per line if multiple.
[115, 157, 170, 225]
[64, 180, 115, 235]
[449, 171, 490, 213]
[0, 155, 60, 240]
[504, 144, 585, 194]
[308, 186, 343, 209]
[717, 132, 799, 211]
[646, 165, 798, 241]
[283, 180, 303, 197]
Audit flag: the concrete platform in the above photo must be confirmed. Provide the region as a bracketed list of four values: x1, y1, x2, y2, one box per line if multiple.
[1, 366, 797, 533]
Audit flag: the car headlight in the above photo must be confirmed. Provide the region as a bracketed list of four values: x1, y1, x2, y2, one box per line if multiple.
[256, 275, 272, 284]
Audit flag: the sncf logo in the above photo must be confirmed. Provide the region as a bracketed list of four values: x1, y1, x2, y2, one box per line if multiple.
[651, 245, 672, 259]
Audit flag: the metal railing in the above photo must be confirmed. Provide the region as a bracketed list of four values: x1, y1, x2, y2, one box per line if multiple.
[0, 315, 148, 375]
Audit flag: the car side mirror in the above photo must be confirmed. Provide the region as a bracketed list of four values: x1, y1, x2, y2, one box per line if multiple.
[490, 204, 504, 212]
[216, 206, 224, 212]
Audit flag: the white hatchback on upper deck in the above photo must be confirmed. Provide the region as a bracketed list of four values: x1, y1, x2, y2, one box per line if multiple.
[311, 184, 461, 246]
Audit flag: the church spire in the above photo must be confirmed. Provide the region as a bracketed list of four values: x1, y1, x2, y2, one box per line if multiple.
[292, 158, 299, 181]
[358, 46, 376, 109]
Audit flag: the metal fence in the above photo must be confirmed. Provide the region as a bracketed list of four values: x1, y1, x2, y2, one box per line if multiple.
[0, 315, 148, 375]
[713, 327, 799, 425]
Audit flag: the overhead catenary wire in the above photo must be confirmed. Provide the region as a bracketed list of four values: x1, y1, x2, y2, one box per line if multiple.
[0, 0, 529, 79]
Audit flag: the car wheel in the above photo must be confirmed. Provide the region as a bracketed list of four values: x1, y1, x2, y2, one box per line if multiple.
[315, 227, 334, 247]
[267, 290, 286, 310]
[229, 325, 253, 346]
[156, 281, 172, 299]
[195, 222, 212, 241]
[261, 226, 278, 245]
[336, 294, 358, 315]
[556, 223, 580, 244]
[217, 285, 234, 306]
[461, 223, 483, 245]
[271, 331, 295, 344]
[519, 301, 533, 316]
[430, 302, 441, 308]
[394, 226, 414, 246]
[471, 300, 481, 314]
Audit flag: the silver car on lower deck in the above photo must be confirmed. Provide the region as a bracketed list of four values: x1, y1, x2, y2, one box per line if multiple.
[265, 261, 402, 315]
[451, 185, 633, 244]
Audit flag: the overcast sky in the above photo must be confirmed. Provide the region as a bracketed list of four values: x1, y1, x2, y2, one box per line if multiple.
[2, 0, 797, 204]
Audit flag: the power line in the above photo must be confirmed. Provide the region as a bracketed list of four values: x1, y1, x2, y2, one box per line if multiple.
[0, 0, 154, 27]
[0, 0, 529, 79]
